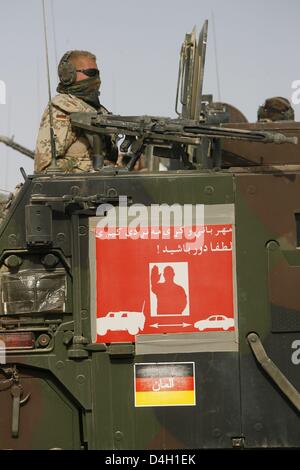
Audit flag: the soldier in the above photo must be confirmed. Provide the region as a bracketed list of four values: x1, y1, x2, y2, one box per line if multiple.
[257, 97, 295, 122]
[151, 265, 187, 315]
[35, 50, 117, 173]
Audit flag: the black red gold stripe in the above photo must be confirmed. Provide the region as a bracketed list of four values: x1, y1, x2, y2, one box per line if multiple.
[134, 362, 196, 407]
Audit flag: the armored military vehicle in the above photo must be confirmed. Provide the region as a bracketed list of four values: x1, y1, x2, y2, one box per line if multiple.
[0, 21, 299, 450]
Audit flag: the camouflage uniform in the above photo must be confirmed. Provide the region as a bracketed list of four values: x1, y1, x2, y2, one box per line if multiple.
[35, 94, 109, 173]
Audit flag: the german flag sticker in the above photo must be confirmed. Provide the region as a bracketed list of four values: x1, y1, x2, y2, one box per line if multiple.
[134, 362, 196, 407]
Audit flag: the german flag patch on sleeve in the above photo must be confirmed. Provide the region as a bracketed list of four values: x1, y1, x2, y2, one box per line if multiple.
[56, 114, 67, 120]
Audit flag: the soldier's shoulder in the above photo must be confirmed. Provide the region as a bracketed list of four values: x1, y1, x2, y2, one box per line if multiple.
[51, 94, 95, 113]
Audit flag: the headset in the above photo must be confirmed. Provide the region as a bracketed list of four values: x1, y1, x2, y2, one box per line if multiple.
[58, 51, 77, 85]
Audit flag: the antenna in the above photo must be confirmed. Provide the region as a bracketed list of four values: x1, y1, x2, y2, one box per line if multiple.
[4, 99, 11, 191]
[41, 0, 58, 172]
[50, 0, 58, 67]
[211, 11, 221, 102]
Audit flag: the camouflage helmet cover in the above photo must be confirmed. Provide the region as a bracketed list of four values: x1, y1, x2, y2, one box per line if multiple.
[257, 96, 295, 121]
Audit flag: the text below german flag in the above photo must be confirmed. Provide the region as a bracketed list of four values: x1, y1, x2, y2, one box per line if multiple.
[134, 362, 196, 407]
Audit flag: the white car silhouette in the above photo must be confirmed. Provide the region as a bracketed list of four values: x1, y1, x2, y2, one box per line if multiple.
[194, 315, 234, 332]
[97, 311, 146, 336]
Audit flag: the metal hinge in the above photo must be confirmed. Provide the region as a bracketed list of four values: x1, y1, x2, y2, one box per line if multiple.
[0, 365, 31, 437]
[247, 332, 300, 413]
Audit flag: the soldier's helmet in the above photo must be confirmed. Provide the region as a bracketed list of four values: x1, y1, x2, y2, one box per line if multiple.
[257, 97, 295, 122]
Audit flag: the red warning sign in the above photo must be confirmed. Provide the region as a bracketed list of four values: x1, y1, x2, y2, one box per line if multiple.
[94, 224, 235, 343]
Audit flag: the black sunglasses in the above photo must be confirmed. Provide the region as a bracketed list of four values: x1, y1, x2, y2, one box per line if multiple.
[76, 68, 100, 78]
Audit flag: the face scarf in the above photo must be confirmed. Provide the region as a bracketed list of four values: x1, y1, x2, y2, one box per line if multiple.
[57, 77, 101, 109]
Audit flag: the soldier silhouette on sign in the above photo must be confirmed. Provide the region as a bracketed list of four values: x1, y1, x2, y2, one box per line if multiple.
[151, 265, 187, 315]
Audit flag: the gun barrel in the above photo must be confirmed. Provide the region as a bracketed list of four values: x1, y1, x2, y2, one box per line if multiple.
[183, 126, 298, 145]
[0, 135, 34, 159]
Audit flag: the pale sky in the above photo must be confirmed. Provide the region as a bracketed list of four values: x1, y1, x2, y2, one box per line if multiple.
[0, 0, 299, 191]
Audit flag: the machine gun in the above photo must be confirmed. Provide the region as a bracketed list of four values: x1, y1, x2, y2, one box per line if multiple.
[70, 112, 297, 171]
[67, 20, 296, 173]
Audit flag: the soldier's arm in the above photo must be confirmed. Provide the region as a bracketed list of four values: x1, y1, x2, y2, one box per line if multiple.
[151, 266, 161, 294]
[52, 106, 77, 156]
[35, 105, 77, 172]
